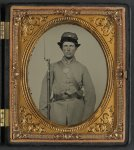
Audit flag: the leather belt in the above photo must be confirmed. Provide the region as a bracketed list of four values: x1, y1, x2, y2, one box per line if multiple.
[53, 92, 83, 101]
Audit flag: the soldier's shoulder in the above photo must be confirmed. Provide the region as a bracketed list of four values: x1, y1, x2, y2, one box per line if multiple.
[75, 61, 87, 70]
[50, 61, 61, 67]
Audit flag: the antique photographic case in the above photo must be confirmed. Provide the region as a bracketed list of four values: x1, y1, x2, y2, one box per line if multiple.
[0, 5, 129, 145]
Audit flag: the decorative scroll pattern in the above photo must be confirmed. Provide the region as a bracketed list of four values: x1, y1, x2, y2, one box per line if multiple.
[13, 11, 48, 43]
[18, 106, 46, 134]
[107, 123, 123, 140]
[116, 68, 124, 88]
[54, 9, 80, 16]
[89, 10, 122, 44]
[13, 122, 28, 139]
[54, 133, 80, 140]
[88, 106, 114, 134]
[21, 15, 48, 42]
[106, 10, 122, 25]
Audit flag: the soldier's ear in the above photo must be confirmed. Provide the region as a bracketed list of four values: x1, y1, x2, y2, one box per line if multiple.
[75, 46, 78, 50]
[57, 42, 63, 49]
[60, 44, 63, 50]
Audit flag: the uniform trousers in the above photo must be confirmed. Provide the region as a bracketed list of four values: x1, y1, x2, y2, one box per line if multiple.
[50, 98, 84, 126]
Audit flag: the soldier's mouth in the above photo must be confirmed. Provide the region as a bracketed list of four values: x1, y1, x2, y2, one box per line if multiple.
[66, 53, 72, 55]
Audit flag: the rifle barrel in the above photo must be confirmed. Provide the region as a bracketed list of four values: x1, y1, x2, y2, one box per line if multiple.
[47, 59, 50, 119]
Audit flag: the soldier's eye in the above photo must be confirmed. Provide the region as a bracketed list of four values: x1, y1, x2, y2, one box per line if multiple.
[63, 45, 68, 47]
[70, 45, 74, 47]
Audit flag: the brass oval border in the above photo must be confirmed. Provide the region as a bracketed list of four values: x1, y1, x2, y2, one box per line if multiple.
[21, 16, 114, 132]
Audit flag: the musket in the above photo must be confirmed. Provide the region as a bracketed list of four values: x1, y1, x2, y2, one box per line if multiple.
[46, 59, 51, 119]
[44, 40, 51, 119]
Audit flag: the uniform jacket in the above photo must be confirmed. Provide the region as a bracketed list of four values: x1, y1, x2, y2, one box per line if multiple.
[39, 56, 96, 125]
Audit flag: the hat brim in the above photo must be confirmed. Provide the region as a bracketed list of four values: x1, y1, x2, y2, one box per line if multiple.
[57, 42, 81, 48]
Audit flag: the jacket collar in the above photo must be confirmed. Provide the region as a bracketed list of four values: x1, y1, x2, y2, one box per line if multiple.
[61, 56, 76, 65]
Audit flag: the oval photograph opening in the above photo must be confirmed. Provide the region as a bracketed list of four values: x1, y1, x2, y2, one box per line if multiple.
[27, 24, 107, 126]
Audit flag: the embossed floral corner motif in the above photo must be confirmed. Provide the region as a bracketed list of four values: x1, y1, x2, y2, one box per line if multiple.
[88, 106, 114, 134]
[21, 15, 48, 42]
[18, 106, 46, 134]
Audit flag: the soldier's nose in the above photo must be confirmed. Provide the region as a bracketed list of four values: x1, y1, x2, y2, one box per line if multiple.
[67, 47, 70, 51]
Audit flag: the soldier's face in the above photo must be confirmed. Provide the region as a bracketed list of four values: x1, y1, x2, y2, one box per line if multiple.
[62, 41, 77, 59]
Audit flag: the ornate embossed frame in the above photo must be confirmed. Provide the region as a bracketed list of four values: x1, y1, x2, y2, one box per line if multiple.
[10, 6, 126, 143]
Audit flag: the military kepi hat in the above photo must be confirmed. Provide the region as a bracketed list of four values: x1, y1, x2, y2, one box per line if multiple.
[58, 32, 81, 48]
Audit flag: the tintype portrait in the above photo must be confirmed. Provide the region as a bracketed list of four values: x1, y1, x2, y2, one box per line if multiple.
[10, 6, 126, 143]
[28, 24, 107, 126]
